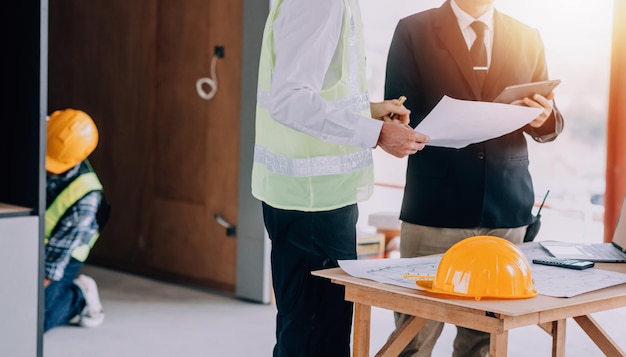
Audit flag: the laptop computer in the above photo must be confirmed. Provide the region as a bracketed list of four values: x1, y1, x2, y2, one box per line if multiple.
[539, 198, 626, 263]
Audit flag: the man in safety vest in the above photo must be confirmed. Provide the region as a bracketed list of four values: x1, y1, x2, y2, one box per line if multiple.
[252, 0, 430, 355]
[44, 109, 110, 332]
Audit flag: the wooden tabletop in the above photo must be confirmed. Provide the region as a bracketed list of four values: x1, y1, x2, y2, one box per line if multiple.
[313, 264, 626, 320]
[0, 203, 32, 217]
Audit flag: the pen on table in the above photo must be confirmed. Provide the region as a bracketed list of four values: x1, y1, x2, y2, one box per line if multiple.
[403, 273, 434, 280]
[386, 95, 407, 122]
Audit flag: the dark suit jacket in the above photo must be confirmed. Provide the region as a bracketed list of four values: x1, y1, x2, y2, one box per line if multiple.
[384, 1, 564, 228]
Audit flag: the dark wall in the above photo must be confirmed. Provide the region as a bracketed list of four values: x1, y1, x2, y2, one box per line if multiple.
[1, 0, 46, 213]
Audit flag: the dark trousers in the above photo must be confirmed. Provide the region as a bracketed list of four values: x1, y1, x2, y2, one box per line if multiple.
[263, 202, 358, 357]
[44, 258, 85, 332]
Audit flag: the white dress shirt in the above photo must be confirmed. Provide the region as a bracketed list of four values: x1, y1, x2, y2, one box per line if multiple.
[267, 0, 382, 149]
[450, 0, 495, 67]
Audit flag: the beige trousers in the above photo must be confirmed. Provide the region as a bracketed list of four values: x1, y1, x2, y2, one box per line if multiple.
[393, 223, 526, 357]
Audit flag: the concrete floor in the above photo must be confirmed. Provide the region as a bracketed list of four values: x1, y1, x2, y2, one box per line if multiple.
[44, 264, 625, 357]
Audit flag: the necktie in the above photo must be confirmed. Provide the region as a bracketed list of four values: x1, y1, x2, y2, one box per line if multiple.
[470, 21, 488, 87]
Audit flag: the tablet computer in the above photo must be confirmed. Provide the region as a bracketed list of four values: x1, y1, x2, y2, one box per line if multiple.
[493, 79, 561, 104]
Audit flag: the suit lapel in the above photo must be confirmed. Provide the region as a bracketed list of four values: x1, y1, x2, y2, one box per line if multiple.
[433, 1, 482, 99]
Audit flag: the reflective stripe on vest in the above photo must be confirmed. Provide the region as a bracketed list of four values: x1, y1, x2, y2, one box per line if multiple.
[254, 144, 372, 177]
[252, 0, 374, 211]
[45, 171, 103, 262]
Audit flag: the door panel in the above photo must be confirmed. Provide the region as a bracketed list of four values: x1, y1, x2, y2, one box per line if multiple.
[146, 0, 239, 290]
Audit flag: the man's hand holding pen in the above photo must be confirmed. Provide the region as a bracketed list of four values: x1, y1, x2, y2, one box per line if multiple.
[371, 96, 429, 158]
[371, 96, 409, 124]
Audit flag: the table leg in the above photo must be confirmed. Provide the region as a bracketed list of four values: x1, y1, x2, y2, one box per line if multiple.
[375, 315, 427, 357]
[573, 315, 625, 357]
[353, 303, 371, 357]
[550, 319, 566, 357]
[489, 331, 509, 357]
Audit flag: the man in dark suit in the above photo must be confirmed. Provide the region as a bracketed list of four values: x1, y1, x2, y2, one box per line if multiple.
[385, 0, 564, 356]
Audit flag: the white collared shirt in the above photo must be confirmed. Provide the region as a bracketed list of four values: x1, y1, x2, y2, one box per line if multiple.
[450, 0, 495, 67]
[268, 0, 381, 149]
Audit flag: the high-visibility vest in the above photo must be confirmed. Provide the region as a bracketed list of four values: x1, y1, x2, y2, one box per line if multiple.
[45, 163, 103, 262]
[252, 0, 374, 211]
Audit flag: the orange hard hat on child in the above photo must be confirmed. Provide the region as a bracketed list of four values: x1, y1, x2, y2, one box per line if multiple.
[46, 109, 99, 174]
[416, 235, 537, 300]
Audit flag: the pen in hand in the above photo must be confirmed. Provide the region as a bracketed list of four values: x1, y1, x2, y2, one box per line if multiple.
[386, 95, 407, 122]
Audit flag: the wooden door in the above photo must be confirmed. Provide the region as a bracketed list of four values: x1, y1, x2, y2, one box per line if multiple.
[142, 0, 241, 291]
[48, 0, 242, 292]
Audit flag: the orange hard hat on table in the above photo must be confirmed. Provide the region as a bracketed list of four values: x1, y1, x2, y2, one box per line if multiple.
[416, 235, 537, 301]
[46, 109, 99, 174]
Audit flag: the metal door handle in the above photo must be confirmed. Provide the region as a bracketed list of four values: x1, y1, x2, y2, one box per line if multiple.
[214, 213, 236, 237]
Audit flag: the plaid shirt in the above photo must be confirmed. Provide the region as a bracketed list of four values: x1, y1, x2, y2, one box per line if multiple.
[45, 162, 102, 281]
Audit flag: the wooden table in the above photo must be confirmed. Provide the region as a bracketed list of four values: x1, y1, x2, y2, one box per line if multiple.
[0, 203, 32, 218]
[313, 264, 626, 357]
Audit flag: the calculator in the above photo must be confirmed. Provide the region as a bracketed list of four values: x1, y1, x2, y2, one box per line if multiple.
[532, 257, 595, 270]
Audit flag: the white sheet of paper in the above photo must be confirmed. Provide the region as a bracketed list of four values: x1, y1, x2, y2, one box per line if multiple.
[414, 95, 543, 149]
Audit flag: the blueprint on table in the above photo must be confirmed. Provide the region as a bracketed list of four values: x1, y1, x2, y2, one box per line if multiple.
[339, 244, 626, 298]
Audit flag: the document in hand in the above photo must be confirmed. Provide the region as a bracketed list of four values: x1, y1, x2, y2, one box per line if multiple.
[414, 95, 543, 149]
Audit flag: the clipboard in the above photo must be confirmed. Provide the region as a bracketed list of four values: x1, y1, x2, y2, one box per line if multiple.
[493, 79, 561, 104]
